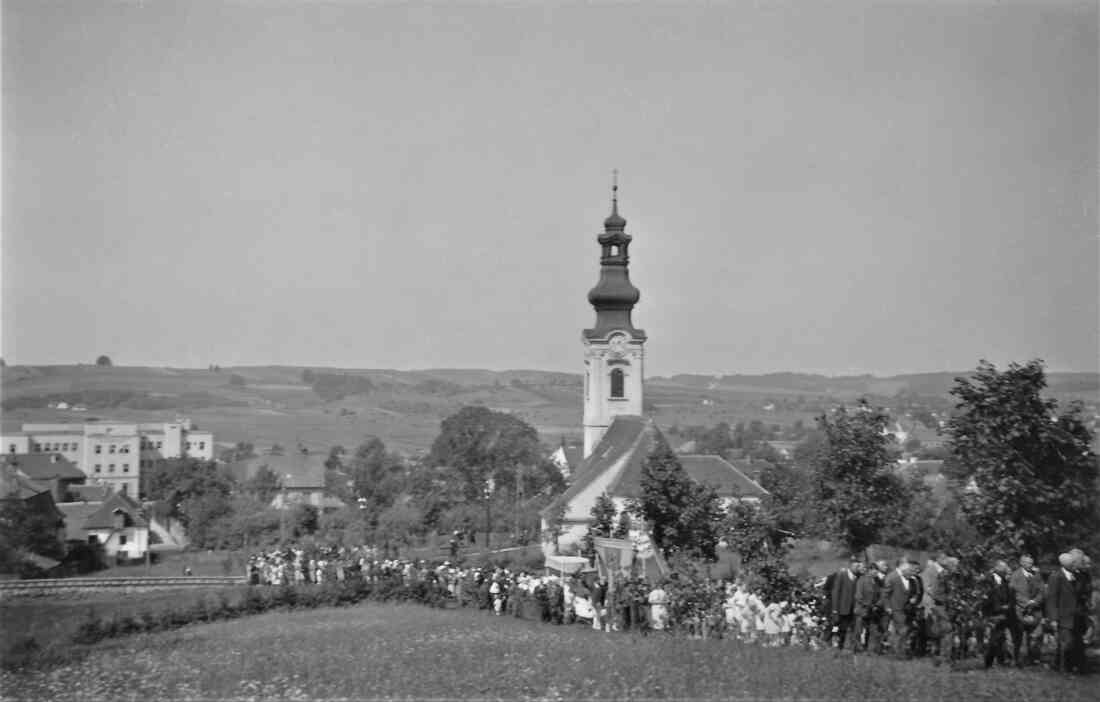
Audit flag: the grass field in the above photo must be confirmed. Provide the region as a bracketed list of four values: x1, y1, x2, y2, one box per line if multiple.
[2, 600, 1096, 701]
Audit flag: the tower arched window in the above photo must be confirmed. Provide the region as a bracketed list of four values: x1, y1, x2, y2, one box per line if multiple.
[610, 368, 625, 399]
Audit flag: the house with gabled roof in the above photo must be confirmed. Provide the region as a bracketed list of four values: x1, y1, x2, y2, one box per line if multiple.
[233, 448, 345, 512]
[539, 189, 768, 554]
[58, 491, 150, 561]
[4, 453, 86, 503]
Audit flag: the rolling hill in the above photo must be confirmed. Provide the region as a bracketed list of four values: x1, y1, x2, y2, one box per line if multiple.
[2, 364, 1096, 456]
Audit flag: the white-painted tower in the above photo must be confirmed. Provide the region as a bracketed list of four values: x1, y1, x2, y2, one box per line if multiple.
[582, 175, 647, 458]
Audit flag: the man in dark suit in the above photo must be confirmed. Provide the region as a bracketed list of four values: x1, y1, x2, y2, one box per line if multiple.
[923, 555, 955, 666]
[831, 558, 863, 650]
[982, 559, 1016, 669]
[1045, 552, 1085, 673]
[852, 560, 882, 653]
[905, 557, 925, 656]
[881, 557, 914, 659]
[821, 570, 838, 646]
[1009, 554, 1044, 666]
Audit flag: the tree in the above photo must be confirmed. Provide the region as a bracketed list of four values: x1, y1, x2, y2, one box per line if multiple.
[345, 437, 405, 528]
[0, 499, 65, 560]
[627, 435, 725, 561]
[426, 406, 546, 546]
[810, 400, 908, 556]
[292, 503, 319, 537]
[945, 359, 1099, 559]
[245, 465, 281, 504]
[581, 492, 618, 561]
[95, 355, 112, 367]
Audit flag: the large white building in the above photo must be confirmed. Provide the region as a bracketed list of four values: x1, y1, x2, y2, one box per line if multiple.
[1, 419, 214, 498]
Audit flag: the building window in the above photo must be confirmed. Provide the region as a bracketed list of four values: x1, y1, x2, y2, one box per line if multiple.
[156, 441, 163, 449]
[122, 464, 129, 473]
[199, 441, 205, 450]
[186, 441, 192, 450]
[108, 464, 115, 472]
[33, 444, 41, 452]
[95, 445, 102, 454]
[109, 444, 116, 454]
[94, 464, 102, 473]
[119, 534, 128, 545]
[610, 368, 625, 399]
[120, 483, 128, 496]
[7, 444, 15, 453]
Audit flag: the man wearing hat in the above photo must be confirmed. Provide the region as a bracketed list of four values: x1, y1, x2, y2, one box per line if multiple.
[1009, 554, 1044, 666]
[831, 557, 863, 650]
[982, 560, 1016, 669]
[881, 557, 915, 658]
[1045, 551, 1085, 673]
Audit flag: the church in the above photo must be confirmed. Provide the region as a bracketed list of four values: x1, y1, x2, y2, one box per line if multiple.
[540, 183, 768, 554]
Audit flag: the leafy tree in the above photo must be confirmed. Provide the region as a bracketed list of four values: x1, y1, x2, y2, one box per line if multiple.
[244, 465, 281, 504]
[292, 503, 319, 537]
[426, 406, 549, 545]
[810, 400, 908, 556]
[95, 355, 112, 367]
[581, 492, 617, 561]
[0, 499, 65, 560]
[346, 437, 405, 517]
[723, 499, 799, 600]
[945, 359, 1099, 558]
[628, 435, 725, 561]
[142, 458, 236, 545]
[427, 406, 544, 499]
[612, 511, 631, 539]
[220, 442, 255, 463]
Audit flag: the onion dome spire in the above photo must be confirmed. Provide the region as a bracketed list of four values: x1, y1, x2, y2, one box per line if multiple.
[584, 171, 645, 341]
[604, 169, 627, 230]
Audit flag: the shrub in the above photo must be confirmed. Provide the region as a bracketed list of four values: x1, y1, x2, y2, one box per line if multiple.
[73, 611, 105, 645]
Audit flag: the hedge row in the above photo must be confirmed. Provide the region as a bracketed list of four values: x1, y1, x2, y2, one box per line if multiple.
[71, 578, 448, 645]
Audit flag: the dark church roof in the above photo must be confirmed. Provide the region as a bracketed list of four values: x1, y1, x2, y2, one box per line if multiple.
[678, 455, 769, 499]
[541, 417, 768, 518]
[540, 416, 657, 518]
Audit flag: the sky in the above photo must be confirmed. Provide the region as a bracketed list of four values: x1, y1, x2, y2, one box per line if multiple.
[3, 1, 1097, 377]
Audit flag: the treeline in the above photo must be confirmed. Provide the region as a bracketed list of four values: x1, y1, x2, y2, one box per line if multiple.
[1, 390, 246, 411]
[148, 406, 568, 551]
[300, 369, 375, 402]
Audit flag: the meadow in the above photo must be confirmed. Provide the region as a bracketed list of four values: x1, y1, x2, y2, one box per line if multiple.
[2, 600, 1096, 701]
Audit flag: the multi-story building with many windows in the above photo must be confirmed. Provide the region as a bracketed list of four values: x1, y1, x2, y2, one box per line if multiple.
[1, 419, 214, 498]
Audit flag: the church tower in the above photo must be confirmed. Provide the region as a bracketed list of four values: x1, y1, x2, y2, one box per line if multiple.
[582, 175, 646, 458]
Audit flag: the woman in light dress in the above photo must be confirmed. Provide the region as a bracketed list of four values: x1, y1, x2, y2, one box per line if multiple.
[763, 600, 784, 646]
[647, 581, 670, 631]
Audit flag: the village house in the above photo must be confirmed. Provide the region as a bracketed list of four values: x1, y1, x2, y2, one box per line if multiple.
[235, 449, 345, 512]
[57, 491, 151, 562]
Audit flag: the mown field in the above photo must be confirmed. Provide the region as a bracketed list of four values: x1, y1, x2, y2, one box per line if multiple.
[2, 601, 1096, 701]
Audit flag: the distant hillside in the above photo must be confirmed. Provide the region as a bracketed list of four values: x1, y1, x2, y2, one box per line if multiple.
[2, 364, 1095, 455]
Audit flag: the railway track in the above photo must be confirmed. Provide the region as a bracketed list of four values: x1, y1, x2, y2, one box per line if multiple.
[0, 575, 247, 599]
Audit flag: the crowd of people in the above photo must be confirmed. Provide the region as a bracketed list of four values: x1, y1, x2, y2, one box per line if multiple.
[245, 543, 1096, 675]
[821, 548, 1096, 674]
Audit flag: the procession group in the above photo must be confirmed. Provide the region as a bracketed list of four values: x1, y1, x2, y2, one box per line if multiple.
[245, 544, 1096, 675]
[821, 548, 1094, 674]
